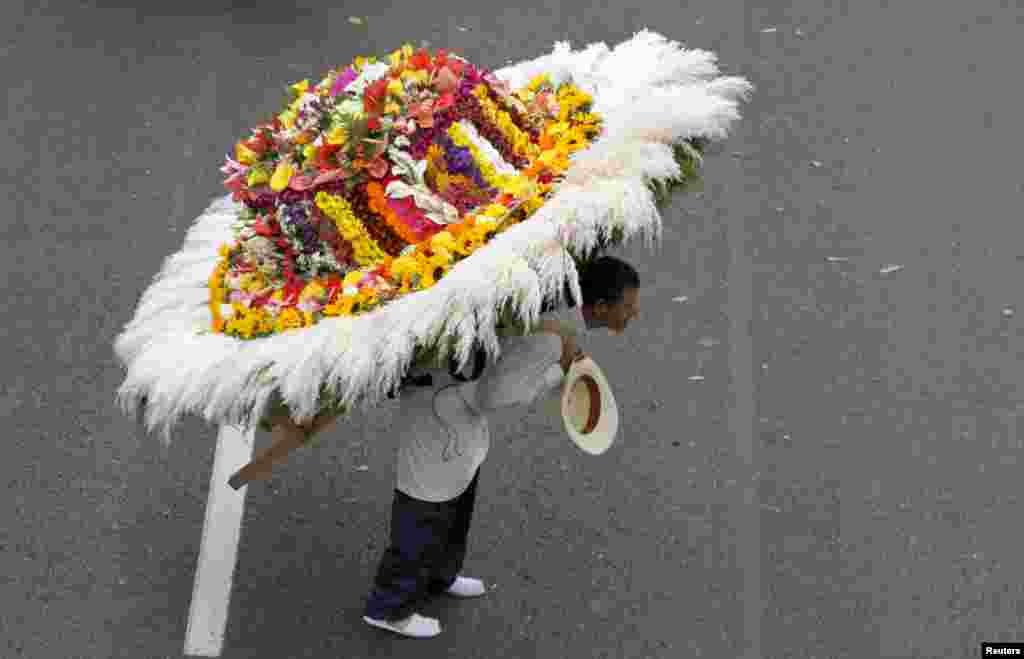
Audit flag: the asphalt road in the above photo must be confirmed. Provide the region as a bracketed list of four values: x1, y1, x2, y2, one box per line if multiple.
[5, 0, 1024, 657]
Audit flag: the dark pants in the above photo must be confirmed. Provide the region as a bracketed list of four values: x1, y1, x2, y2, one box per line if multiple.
[364, 469, 479, 621]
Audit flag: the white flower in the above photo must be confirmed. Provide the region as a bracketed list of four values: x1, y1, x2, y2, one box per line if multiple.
[385, 180, 460, 225]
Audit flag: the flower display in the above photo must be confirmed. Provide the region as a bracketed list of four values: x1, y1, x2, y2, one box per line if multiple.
[115, 32, 748, 443]
[210, 45, 617, 340]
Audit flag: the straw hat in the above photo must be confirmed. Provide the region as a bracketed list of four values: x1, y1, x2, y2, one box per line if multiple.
[547, 355, 619, 455]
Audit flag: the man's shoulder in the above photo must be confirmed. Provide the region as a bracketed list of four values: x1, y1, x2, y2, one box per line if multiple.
[539, 304, 587, 336]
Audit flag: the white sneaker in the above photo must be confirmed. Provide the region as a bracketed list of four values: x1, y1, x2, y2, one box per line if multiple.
[445, 576, 486, 598]
[363, 612, 442, 638]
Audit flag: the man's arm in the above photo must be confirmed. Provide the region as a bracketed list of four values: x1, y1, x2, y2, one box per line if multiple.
[473, 333, 564, 412]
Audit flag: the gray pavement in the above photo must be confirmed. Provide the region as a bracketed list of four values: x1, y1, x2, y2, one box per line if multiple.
[5, 0, 1024, 657]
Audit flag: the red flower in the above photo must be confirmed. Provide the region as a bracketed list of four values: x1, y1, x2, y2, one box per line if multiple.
[436, 92, 455, 111]
[243, 135, 267, 155]
[253, 218, 276, 237]
[447, 58, 464, 76]
[363, 78, 388, 114]
[367, 116, 381, 131]
[409, 49, 430, 70]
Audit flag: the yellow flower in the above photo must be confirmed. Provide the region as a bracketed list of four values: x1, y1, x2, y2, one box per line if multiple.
[501, 175, 534, 199]
[354, 56, 367, 70]
[386, 78, 405, 98]
[278, 109, 297, 129]
[250, 308, 273, 334]
[435, 171, 450, 191]
[522, 194, 545, 215]
[389, 255, 418, 278]
[235, 142, 260, 165]
[326, 126, 349, 145]
[290, 79, 309, 98]
[430, 231, 457, 253]
[218, 244, 232, 259]
[357, 286, 378, 306]
[528, 74, 550, 91]
[482, 203, 507, 219]
[275, 308, 304, 333]
[343, 270, 365, 289]
[384, 101, 402, 115]
[303, 143, 318, 161]
[270, 160, 295, 192]
[247, 167, 270, 187]
[300, 280, 326, 302]
[325, 294, 359, 316]
[401, 69, 428, 85]
[388, 50, 403, 68]
[339, 295, 358, 315]
[419, 266, 439, 289]
[240, 272, 266, 293]
[315, 192, 387, 266]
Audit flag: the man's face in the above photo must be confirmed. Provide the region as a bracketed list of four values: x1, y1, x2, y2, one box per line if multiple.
[595, 286, 640, 335]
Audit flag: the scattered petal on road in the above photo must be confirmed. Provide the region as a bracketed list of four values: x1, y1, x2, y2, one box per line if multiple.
[347, 16, 364, 25]
[760, 27, 778, 33]
[879, 264, 904, 274]
[760, 504, 782, 512]
[825, 256, 849, 263]
[672, 295, 689, 302]
[1002, 306, 1014, 317]
[688, 375, 705, 382]
[810, 160, 823, 168]
[795, 28, 806, 38]
[697, 337, 720, 348]
[355, 465, 369, 471]
[456, 25, 469, 31]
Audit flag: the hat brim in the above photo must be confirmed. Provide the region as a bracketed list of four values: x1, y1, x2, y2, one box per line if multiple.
[559, 356, 618, 455]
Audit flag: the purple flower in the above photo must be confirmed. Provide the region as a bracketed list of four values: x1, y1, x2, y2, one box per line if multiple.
[331, 67, 358, 97]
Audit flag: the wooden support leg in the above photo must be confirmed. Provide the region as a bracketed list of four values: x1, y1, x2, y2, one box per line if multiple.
[227, 411, 341, 490]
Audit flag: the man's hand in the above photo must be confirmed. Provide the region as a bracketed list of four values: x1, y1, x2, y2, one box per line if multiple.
[559, 333, 584, 374]
[536, 319, 582, 374]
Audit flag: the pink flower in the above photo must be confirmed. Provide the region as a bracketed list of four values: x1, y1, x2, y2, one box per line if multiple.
[288, 174, 315, 191]
[366, 155, 389, 179]
[483, 73, 511, 97]
[434, 66, 459, 94]
[330, 67, 358, 97]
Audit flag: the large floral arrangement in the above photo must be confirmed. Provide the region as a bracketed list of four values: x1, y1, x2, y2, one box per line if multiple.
[115, 32, 748, 443]
[210, 45, 612, 340]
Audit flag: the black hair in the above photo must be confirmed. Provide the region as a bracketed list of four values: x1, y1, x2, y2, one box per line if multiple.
[540, 254, 639, 313]
[579, 255, 640, 306]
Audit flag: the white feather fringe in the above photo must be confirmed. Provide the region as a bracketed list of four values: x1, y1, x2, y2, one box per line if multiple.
[113, 29, 752, 444]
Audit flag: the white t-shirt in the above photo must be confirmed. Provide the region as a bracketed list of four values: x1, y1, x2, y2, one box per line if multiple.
[394, 305, 587, 502]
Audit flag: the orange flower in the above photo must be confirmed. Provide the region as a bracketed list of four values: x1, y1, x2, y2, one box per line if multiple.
[365, 181, 420, 245]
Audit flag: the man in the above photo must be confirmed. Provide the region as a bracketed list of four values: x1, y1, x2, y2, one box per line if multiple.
[362, 255, 641, 638]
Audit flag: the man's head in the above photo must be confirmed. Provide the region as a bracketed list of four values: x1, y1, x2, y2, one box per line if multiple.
[578, 255, 641, 335]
